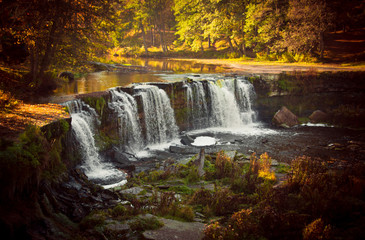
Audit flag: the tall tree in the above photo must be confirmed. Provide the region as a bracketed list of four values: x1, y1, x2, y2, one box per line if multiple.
[281, 0, 334, 58]
[243, 0, 287, 56]
[0, 0, 118, 88]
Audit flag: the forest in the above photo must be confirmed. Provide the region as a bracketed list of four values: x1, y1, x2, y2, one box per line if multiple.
[0, 1, 365, 240]
[1, 0, 364, 94]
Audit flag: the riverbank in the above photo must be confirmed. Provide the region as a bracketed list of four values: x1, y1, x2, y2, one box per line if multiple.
[161, 58, 365, 74]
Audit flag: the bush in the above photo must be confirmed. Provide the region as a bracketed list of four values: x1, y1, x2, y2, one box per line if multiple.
[303, 218, 332, 240]
[173, 205, 195, 222]
[111, 204, 127, 217]
[79, 212, 106, 230]
[0, 90, 20, 112]
[287, 156, 327, 190]
[129, 216, 164, 231]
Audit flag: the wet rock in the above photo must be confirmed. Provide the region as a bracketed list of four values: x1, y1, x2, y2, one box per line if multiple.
[104, 221, 130, 236]
[169, 145, 200, 154]
[309, 110, 329, 123]
[272, 106, 300, 128]
[142, 218, 205, 240]
[180, 134, 195, 146]
[120, 187, 144, 195]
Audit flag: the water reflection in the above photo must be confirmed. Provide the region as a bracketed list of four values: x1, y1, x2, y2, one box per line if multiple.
[54, 72, 163, 95]
[54, 58, 225, 96]
[114, 57, 225, 73]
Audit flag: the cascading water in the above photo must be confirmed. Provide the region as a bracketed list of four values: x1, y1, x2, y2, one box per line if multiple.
[109, 88, 143, 153]
[65, 99, 126, 188]
[135, 85, 179, 145]
[186, 81, 209, 129]
[185, 77, 256, 130]
[65, 75, 260, 188]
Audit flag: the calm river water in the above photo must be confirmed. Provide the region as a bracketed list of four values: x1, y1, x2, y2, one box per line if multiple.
[53, 58, 227, 97]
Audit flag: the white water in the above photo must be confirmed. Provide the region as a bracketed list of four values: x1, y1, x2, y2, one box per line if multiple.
[191, 136, 217, 146]
[65, 75, 273, 188]
[66, 99, 126, 188]
[135, 85, 179, 145]
[109, 88, 143, 153]
[185, 78, 257, 130]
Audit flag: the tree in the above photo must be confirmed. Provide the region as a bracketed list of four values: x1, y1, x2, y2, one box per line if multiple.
[281, 0, 334, 59]
[0, 0, 119, 89]
[243, 0, 287, 56]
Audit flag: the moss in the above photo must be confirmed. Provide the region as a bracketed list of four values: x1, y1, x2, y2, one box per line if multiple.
[129, 216, 164, 231]
[83, 96, 106, 117]
[168, 185, 194, 195]
[79, 212, 106, 230]
[59, 119, 70, 134]
[110, 204, 127, 217]
[275, 163, 291, 174]
[94, 131, 118, 152]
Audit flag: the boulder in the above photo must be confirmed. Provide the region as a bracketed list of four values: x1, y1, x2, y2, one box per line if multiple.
[142, 217, 205, 240]
[104, 221, 130, 236]
[272, 106, 300, 128]
[309, 110, 329, 123]
[180, 134, 195, 146]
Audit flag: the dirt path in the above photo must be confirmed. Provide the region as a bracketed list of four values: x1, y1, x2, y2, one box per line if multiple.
[170, 58, 365, 74]
[0, 103, 70, 141]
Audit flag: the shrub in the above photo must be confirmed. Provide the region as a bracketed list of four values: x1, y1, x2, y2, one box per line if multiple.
[303, 218, 332, 240]
[129, 216, 164, 231]
[0, 90, 20, 112]
[186, 165, 200, 183]
[174, 205, 195, 222]
[189, 189, 213, 206]
[287, 156, 327, 189]
[111, 204, 127, 217]
[79, 212, 106, 230]
[215, 151, 239, 179]
[204, 221, 228, 240]
[204, 208, 259, 240]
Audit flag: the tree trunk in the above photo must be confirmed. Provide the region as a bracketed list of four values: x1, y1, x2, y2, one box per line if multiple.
[208, 35, 211, 49]
[227, 37, 234, 52]
[233, 39, 244, 56]
[140, 23, 149, 55]
[30, 21, 58, 87]
[242, 43, 247, 56]
[159, 27, 167, 53]
[319, 31, 324, 60]
[151, 27, 154, 46]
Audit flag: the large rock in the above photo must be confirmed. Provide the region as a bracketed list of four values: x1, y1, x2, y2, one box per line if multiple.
[180, 134, 195, 146]
[142, 218, 205, 240]
[272, 106, 300, 128]
[309, 110, 329, 123]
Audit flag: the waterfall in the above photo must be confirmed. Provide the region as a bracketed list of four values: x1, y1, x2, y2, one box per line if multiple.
[135, 85, 179, 145]
[65, 99, 126, 188]
[109, 88, 143, 153]
[186, 81, 209, 129]
[185, 78, 256, 130]
[235, 79, 256, 124]
[64, 76, 258, 188]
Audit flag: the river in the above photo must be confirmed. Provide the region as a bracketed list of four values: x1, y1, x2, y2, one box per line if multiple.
[56, 58, 365, 188]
